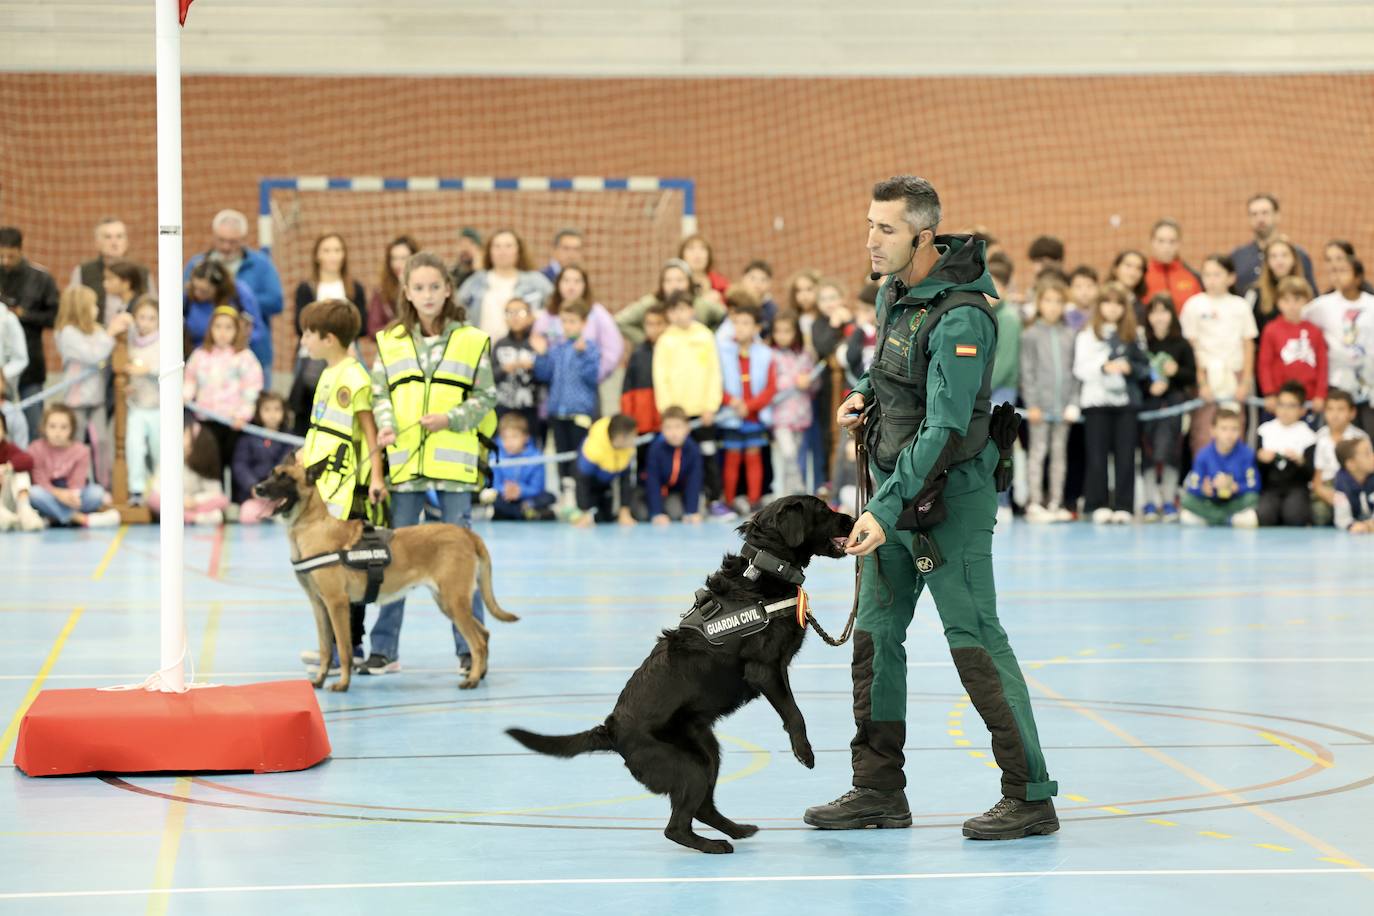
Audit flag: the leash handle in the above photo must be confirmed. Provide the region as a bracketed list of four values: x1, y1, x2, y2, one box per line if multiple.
[804, 409, 872, 648]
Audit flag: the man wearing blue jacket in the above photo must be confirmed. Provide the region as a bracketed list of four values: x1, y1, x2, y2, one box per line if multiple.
[184, 209, 283, 369]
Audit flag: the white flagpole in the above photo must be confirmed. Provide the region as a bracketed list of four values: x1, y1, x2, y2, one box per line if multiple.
[155, 0, 186, 692]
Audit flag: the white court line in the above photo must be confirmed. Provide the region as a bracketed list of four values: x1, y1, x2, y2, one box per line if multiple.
[0, 658, 1370, 680]
[0, 868, 1369, 900]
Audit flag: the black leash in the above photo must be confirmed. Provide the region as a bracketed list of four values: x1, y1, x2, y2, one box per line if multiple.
[805, 407, 877, 647]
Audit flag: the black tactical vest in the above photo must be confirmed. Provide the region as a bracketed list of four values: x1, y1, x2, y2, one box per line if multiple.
[865, 288, 998, 474]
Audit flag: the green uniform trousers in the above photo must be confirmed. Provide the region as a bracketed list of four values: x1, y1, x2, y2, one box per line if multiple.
[850, 448, 1057, 801]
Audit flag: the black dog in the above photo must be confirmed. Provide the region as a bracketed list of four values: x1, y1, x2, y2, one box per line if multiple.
[507, 495, 855, 853]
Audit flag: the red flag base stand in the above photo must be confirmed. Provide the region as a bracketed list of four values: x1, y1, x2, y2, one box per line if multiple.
[13, 681, 331, 776]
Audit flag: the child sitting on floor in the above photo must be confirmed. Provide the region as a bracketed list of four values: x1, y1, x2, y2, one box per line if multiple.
[232, 392, 297, 524]
[26, 404, 120, 528]
[489, 412, 556, 521]
[0, 410, 43, 530]
[1333, 437, 1374, 534]
[642, 405, 703, 524]
[1181, 407, 1259, 528]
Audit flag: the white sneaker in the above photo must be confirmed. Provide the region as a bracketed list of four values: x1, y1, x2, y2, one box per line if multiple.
[1025, 503, 1050, 524]
[0, 505, 16, 531]
[1112, 510, 1133, 525]
[1179, 508, 1206, 527]
[85, 509, 122, 527]
[1050, 505, 1073, 522]
[1231, 508, 1259, 529]
[17, 504, 44, 531]
[995, 505, 1013, 529]
[1091, 507, 1113, 525]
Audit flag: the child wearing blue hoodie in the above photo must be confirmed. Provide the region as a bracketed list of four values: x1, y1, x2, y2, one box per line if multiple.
[534, 297, 600, 483]
[490, 412, 556, 521]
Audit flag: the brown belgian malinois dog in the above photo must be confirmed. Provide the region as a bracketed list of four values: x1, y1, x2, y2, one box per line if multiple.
[253, 462, 518, 691]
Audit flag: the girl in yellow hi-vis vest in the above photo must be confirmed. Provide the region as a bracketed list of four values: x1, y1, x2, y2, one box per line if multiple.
[366, 252, 499, 676]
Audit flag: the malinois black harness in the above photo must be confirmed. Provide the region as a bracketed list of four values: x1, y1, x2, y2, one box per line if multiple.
[291, 524, 395, 605]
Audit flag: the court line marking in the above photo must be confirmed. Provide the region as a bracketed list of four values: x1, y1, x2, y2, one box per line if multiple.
[0, 524, 127, 761]
[146, 529, 228, 916]
[146, 779, 192, 916]
[1, 867, 1370, 899]
[0, 607, 84, 761]
[1259, 731, 1334, 769]
[4, 657, 1372, 681]
[1025, 674, 1372, 877]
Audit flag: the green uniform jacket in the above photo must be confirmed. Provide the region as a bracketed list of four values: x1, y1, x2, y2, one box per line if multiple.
[853, 236, 1000, 534]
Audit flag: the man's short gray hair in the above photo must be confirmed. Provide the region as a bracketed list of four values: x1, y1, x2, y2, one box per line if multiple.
[872, 175, 941, 236]
[94, 216, 125, 234]
[211, 209, 250, 236]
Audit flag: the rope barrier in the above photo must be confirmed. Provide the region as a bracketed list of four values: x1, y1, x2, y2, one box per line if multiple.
[14, 364, 106, 409]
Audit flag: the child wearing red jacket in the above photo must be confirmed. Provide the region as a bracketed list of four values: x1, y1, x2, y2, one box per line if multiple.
[717, 296, 778, 513]
[1258, 276, 1328, 414]
[0, 409, 43, 530]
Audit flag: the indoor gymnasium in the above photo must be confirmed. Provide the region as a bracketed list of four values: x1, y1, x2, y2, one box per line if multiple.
[1, 3, 1372, 914]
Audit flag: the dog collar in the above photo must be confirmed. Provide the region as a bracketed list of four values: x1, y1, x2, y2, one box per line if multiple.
[739, 543, 806, 586]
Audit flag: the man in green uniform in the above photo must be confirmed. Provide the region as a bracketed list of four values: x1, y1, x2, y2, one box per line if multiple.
[804, 176, 1059, 840]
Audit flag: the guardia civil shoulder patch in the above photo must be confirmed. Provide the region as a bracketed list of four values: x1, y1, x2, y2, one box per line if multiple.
[955, 344, 978, 357]
[336, 386, 352, 407]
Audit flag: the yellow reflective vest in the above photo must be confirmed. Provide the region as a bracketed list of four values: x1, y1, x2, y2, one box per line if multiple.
[375, 323, 496, 486]
[301, 357, 374, 520]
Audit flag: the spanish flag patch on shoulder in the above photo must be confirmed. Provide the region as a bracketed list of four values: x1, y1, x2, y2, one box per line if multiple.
[955, 344, 978, 357]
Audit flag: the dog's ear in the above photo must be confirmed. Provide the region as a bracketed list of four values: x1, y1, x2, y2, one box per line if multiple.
[303, 459, 328, 486]
[777, 501, 808, 548]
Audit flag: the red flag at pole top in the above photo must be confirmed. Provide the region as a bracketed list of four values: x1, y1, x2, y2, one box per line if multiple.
[179, 0, 194, 25]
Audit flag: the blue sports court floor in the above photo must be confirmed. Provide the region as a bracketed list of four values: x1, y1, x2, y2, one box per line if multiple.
[2, 518, 1372, 914]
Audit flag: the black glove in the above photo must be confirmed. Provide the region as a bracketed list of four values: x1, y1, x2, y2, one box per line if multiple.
[990, 402, 1021, 492]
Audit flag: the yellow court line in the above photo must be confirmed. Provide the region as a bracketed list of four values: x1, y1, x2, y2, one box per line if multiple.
[1099, 806, 1130, 815]
[1148, 819, 1178, 827]
[1258, 731, 1334, 769]
[1256, 844, 1293, 853]
[0, 607, 84, 761]
[1199, 831, 1233, 840]
[92, 524, 130, 581]
[1, 525, 127, 761]
[145, 778, 192, 916]
[148, 532, 227, 914]
[1026, 674, 1372, 879]
[1063, 794, 1090, 802]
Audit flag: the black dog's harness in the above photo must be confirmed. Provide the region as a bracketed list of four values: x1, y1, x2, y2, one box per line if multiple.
[291, 524, 395, 605]
[677, 542, 810, 646]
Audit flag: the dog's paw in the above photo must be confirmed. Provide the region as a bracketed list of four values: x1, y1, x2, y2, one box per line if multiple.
[725, 823, 759, 839]
[700, 839, 734, 854]
[458, 678, 481, 690]
[792, 740, 815, 769]
[327, 681, 350, 692]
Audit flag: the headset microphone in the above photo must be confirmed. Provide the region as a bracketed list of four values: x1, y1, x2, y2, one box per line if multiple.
[870, 235, 922, 283]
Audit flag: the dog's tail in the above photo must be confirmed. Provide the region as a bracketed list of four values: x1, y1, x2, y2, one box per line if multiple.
[470, 531, 519, 622]
[506, 723, 614, 758]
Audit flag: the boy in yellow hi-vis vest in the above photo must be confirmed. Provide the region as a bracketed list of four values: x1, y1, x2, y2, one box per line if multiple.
[296, 298, 388, 676]
[366, 252, 498, 677]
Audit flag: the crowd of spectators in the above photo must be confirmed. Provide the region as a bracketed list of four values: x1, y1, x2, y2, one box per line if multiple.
[1, 191, 1372, 534]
